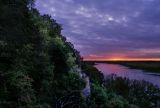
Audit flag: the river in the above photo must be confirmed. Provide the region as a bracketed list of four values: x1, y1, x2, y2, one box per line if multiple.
[95, 63, 160, 87]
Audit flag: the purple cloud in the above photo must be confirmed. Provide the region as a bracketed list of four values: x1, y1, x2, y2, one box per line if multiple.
[35, 0, 160, 60]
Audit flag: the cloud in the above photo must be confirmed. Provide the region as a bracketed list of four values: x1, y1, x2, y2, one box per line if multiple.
[35, 0, 160, 59]
[75, 6, 92, 18]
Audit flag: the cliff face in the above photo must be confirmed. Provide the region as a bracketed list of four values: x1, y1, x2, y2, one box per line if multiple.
[82, 73, 91, 97]
[75, 68, 91, 97]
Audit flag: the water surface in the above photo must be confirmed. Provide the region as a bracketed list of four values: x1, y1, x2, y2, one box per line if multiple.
[95, 63, 160, 87]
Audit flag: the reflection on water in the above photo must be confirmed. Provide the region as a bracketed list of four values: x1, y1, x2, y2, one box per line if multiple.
[95, 63, 160, 87]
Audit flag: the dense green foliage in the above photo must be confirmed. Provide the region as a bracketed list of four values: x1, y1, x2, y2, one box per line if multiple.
[0, 0, 85, 107]
[82, 62, 104, 84]
[105, 75, 160, 108]
[89, 84, 138, 108]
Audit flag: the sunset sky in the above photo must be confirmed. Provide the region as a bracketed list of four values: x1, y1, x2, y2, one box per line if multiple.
[36, 0, 160, 61]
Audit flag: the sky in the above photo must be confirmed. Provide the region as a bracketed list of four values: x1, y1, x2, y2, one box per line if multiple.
[35, 0, 160, 61]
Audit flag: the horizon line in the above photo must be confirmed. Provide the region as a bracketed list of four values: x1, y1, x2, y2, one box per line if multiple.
[83, 58, 160, 61]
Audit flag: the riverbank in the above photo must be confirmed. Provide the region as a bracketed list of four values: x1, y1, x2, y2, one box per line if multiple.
[111, 61, 160, 73]
[95, 63, 160, 87]
[82, 62, 160, 108]
[85, 61, 160, 73]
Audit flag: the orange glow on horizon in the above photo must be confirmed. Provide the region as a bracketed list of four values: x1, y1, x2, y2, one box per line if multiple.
[84, 57, 160, 61]
[85, 53, 160, 61]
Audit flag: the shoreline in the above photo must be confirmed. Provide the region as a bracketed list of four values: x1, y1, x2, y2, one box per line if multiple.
[84, 61, 160, 73]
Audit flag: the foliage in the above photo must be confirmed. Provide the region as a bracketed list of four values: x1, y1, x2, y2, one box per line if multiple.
[104, 74, 160, 108]
[88, 83, 138, 108]
[82, 63, 104, 84]
[0, 0, 84, 107]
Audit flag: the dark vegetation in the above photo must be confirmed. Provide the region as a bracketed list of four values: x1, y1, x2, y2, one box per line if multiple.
[105, 75, 160, 108]
[82, 62, 160, 108]
[86, 61, 160, 73]
[0, 0, 85, 107]
[0, 0, 160, 108]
